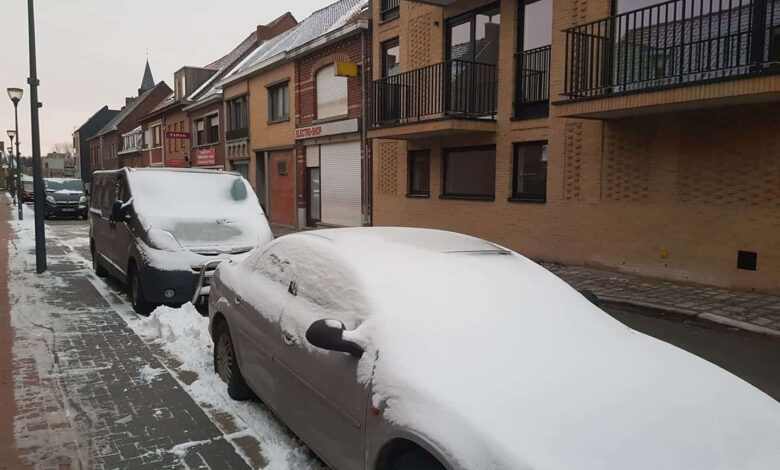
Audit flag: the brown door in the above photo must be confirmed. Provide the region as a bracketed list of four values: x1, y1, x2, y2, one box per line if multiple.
[269, 150, 295, 227]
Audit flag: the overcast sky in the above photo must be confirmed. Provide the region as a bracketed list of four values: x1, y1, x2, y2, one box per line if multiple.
[0, 0, 324, 155]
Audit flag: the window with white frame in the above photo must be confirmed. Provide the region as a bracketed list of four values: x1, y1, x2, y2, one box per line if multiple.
[195, 115, 220, 146]
[316, 64, 348, 120]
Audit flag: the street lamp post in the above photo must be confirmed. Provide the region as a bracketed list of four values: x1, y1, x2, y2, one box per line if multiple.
[6, 130, 17, 205]
[7, 88, 24, 220]
[27, 0, 46, 274]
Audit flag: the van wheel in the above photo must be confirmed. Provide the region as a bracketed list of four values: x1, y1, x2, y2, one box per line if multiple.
[129, 266, 155, 316]
[214, 320, 252, 401]
[91, 244, 108, 278]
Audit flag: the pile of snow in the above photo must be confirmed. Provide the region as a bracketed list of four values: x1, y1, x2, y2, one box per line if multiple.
[135, 303, 320, 470]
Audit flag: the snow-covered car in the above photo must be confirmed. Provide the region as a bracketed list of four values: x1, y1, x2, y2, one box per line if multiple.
[208, 228, 780, 470]
[43, 178, 88, 220]
[90, 168, 273, 315]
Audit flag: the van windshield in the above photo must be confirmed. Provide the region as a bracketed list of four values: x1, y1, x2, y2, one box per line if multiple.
[45, 179, 84, 192]
[128, 171, 270, 250]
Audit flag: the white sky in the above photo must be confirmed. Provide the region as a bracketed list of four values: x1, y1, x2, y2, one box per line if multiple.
[0, 0, 325, 155]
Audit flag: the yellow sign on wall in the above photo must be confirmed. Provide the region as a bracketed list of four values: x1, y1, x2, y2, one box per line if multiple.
[335, 61, 358, 77]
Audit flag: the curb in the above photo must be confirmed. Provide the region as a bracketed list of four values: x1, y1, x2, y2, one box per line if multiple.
[598, 295, 780, 339]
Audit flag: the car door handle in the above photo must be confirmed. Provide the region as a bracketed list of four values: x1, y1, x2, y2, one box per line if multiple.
[282, 332, 297, 346]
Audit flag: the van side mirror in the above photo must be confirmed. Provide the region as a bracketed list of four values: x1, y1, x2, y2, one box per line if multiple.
[111, 200, 130, 222]
[306, 319, 363, 357]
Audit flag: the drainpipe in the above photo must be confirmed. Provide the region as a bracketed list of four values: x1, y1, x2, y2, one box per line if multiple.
[361, 22, 372, 226]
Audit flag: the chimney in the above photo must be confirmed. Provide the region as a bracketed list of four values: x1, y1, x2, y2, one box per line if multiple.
[257, 12, 297, 43]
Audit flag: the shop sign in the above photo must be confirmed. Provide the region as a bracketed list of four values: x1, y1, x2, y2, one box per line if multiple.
[169, 159, 184, 168]
[166, 131, 190, 139]
[195, 147, 217, 166]
[295, 118, 358, 140]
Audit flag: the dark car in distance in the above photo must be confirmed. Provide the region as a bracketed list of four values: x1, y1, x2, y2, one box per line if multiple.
[44, 178, 88, 220]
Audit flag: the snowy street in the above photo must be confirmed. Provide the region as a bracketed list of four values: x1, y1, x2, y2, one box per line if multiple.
[2, 199, 324, 469]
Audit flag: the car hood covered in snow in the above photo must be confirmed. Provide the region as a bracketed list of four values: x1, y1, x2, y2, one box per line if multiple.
[309, 228, 780, 470]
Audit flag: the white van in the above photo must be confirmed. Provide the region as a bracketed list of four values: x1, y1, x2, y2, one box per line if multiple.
[89, 168, 273, 314]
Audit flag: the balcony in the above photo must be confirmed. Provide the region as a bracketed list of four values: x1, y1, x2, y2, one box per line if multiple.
[558, 0, 780, 118]
[226, 128, 248, 141]
[514, 45, 552, 119]
[370, 60, 498, 139]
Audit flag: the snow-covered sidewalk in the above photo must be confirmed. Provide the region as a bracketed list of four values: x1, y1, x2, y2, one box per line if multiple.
[3, 198, 322, 469]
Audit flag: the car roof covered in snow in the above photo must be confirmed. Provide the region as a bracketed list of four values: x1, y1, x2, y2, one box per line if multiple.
[299, 227, 509, 255]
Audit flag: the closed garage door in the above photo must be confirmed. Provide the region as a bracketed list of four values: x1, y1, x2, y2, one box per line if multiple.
[320, 141, 362, 227]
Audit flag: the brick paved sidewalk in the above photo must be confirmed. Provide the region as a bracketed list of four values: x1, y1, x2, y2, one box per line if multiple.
[3, 201, 253, 468]
[546, 264, 780, 337]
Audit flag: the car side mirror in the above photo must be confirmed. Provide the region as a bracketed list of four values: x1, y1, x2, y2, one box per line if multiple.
[111, 200, 130, 222]
[306, 319, 363, 357]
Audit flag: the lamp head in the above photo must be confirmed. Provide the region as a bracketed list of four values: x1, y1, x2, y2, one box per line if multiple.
[6, 88, 23, 104]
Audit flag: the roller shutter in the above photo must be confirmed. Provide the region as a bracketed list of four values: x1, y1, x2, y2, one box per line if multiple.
[320, 141, 362, 227]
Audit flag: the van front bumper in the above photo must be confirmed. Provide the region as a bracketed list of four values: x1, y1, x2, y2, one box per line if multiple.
[138, 266, 202, 305]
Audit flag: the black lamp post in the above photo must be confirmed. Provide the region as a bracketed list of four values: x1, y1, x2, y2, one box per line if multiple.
[26, 0, 46, 274]
[7, 88, 23, 220]
[6, 130, 17, 204]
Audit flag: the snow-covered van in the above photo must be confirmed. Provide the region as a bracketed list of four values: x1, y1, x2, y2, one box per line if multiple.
[89, 168, 273, 314]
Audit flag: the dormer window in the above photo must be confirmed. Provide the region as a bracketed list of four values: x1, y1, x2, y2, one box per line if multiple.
[175, 73, 186, 100]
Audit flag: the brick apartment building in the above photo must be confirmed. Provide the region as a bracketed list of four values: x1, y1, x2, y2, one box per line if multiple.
[218, 0, 368, 228]
[88, 61, 171, 171]
[72, 106, 119, 183]
[183, 14, 299, 171]
[368, 0, 780, 292]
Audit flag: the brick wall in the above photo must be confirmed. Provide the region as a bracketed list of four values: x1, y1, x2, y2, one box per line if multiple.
[370, 0, 780, 293]
[295, 34, 364, 127]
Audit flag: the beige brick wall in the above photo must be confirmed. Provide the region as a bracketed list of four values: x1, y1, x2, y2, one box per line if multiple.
[370, 0, 780, 293]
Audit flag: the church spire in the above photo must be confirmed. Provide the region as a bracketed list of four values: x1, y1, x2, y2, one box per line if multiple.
[139, 57, 155, 95]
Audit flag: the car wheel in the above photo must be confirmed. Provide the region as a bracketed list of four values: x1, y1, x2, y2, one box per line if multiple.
[214, 320, 252, 401]
[129, 266, 156, 316]
[390, 451, 445, 470]
[91, 246, 108, 278]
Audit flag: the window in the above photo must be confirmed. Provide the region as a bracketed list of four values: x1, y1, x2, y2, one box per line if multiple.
[447, 4, 501, 64]
[226, 96, 248, 139]
[175, 73, 186, 100]
[151, 125, 162, 147]
[316, 65, 348, 119]
[381, 0, 400, 21]
[407, 150, 430, 197]
[512, 142, 548, 202]
[208, 115, 219, 143]
[381, 39, 400, 77]
[194, 116, 217, 146]
[442, 146, 495, 199]
[195, 119, 206, 146]
[268, 82, 289, 122]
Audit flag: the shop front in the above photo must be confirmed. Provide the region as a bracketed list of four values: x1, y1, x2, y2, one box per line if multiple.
[296, 118, 363, 228]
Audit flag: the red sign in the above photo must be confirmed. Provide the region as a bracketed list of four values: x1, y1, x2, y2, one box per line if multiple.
[295, 126, 323, 139]
[166, 131, 190, 139]
[168, 159, 184, 168]
[195, 147, 217, 166]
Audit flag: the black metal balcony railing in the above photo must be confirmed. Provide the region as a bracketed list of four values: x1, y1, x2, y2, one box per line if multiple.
[564, 0, 780, 98]
[372, 59, 498, 127]
[381, 0, 400, 21]
[226, 128, 248, 141]
[514, 45, 552, 118]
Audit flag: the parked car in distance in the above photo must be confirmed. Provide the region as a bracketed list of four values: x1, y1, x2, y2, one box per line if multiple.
[90, 167, 273, 315]
[209, 227, 780, 470]
[22, 175, 34, 202]
[43, 178, 88, 220]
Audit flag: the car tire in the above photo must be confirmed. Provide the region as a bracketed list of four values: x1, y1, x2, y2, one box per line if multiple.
[129, 266, 156, 316]
[214, 320, 252, 401]
[390, 451, 445, 470]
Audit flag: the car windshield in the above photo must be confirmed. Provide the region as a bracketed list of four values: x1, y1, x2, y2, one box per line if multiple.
[45, 179, 84, 192]
[129, 170, 267, 248]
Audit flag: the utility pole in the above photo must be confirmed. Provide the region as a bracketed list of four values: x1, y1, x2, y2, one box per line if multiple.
[27, 0, 46, 274]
